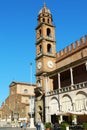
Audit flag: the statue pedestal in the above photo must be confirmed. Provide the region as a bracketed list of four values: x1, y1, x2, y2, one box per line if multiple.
[30, 118, 35, 128]
[66, 126, 69, 130]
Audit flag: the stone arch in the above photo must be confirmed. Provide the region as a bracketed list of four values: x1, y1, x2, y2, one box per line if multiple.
[76, 91, 87, 96]
[49, 97, 59, 114]
[62, 94, 73, 112]
[47, 44, 52, 53]
[47, 18, 49, 23]
[75, 91, 87, 111]
[43, 18, 45, 22]
[47, 28, 51, 37]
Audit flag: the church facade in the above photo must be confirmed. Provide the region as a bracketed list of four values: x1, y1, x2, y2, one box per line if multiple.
[35, 4, 87, 124]
[1, 81, 36, 123]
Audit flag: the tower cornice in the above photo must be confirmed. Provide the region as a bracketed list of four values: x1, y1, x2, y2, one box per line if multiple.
[35, 37, 56, 45]
[36, 54, 56, 60]
[35, 22, 55, 30]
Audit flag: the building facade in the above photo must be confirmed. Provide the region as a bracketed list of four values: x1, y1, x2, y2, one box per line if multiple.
[35, 4, 87, 124]
[1, 81, 36, 122]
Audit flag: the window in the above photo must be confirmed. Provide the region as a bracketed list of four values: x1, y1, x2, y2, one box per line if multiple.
[43, 18, 45, 22]
[47, 19, 49, 23]
[47, 44, 52, 53]
[47, 28, 51, 37]
[39, 45, 42, 53]
[24, 89, 28, 94]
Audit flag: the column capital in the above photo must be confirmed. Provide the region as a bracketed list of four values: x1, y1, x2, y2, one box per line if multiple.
[70, 67, 73, 71]
[85, 61, 87, 64]
[58, 73, 60, 77]
[85, 61, 87, 70]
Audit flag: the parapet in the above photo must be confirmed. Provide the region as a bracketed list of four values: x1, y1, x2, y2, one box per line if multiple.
[56, 35, 87, 61]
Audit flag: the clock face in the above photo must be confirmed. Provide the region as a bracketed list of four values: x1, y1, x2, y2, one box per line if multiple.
[47, 61, 54, 68]
[37, 62, 42, 69]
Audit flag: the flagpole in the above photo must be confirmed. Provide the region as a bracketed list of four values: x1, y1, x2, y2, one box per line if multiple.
[30, 62, 32, 119]
[29, 62, 35, 128]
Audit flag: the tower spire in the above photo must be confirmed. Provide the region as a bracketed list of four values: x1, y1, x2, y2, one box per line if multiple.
[44, 2, 46, 7]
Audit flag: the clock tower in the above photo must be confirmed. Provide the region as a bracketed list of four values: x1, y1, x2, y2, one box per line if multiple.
[36, 3, 56, 85]
[35, 3, 56, 121]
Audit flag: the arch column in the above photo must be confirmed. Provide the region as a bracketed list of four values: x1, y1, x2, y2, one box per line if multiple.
[59, 115, 63, 124]
[70, 67, 74, 85]
[58, 73, 61, 89]
[57, 73, 61, 111]
[72, 102, 75, 111]
[45, 76, 51, 122]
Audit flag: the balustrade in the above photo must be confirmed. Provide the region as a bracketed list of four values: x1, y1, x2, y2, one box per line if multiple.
[47, 81, 87, 96]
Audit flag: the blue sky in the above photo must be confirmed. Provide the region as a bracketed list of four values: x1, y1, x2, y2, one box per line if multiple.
[0, 0, 87, 106]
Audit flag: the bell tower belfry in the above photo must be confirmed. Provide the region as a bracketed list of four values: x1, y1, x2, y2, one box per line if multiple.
[35, 3, 56, 122]
[36, 3, 56, 78]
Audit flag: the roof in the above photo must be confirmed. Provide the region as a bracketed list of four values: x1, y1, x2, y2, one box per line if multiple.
[9, 81, 36, 87]
[38, 3, 51, 15]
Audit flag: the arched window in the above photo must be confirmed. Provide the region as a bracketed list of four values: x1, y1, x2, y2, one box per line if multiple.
[75, 92, 86, 111]
[62, 95, 72, 112]
[47, 19, 49, 23]
[47, 44, 52, 53]
[47, 28, 51, 37]
[24, 89, 28, 94]
[43, 18, 45, 22]
[49, 98, 59, 114]
[39, 45, 42, 53]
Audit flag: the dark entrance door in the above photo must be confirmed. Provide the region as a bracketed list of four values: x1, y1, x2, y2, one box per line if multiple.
[63, 116, 68, 122]
[63, 115, 72, 124]
[51, 114, 58, 124]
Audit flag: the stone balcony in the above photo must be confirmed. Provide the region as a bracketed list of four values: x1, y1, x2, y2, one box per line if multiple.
[47, 81, 87, 96]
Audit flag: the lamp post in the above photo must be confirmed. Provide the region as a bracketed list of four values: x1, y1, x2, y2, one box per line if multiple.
[29, 63, 35, 128]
